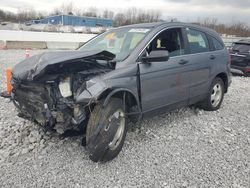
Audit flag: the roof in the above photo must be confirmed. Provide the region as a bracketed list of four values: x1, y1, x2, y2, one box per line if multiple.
[118, 22, 213, 30]
[120, 22, 165, 28]
[118, 22, 220, 38]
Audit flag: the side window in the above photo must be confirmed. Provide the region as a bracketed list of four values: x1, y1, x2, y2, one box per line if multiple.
[208, 35, 224, 51]
[145, 28, 185, 58]
[186, 28, 209, 54]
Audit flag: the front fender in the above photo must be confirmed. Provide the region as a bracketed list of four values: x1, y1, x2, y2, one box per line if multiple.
[75, 82, 107, 103]
[75, 84, 141, 113]
[102, 88, 140, 108]
[75, 63, 140, 106]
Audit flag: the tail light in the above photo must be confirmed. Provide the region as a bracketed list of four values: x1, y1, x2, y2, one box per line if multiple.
[245, 68, 250, 72]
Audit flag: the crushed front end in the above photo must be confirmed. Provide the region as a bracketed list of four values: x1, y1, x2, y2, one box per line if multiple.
[11, 75, 87, 129]
[8, 50, 115, 132]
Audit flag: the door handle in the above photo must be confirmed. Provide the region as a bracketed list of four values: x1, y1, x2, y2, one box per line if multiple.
[179, 59, 189, 65]
[210, 55, 216, 60]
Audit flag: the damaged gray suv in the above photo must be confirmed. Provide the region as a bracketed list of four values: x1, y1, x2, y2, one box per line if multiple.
[5, 22, 232, 162]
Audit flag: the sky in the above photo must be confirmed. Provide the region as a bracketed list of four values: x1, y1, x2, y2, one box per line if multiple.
[1, 0, 250, 25]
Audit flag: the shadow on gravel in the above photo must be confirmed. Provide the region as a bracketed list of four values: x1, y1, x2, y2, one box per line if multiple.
[127, 106, 199, 142]
[231, 72, 249, 77]
[37, 106, 200, 149]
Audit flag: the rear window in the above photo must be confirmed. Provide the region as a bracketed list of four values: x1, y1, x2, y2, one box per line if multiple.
[232, 43, 250, 53]
[186, 28, 209, 54]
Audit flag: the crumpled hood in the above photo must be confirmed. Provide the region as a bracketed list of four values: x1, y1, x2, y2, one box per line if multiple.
[12, 50, 115, 81]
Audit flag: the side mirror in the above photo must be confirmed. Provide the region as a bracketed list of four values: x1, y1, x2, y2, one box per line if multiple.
[142, 50, 169, 63]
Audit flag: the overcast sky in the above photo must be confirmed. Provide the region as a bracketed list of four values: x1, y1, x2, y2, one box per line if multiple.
[1, 0, 250, 24]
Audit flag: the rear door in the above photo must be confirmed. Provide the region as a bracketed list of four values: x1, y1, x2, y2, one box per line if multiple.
[182, 27, 213, 102]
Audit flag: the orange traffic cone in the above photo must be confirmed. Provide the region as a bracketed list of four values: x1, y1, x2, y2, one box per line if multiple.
[6, 68, 12, 96]
[25, 49, 30, 58]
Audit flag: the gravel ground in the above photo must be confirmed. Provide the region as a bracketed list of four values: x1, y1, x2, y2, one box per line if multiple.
[0, 50, 249, 187]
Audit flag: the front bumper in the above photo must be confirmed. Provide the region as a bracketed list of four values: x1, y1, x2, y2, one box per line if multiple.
[12, 83, 55, 126]
[12, 81, 88, 129]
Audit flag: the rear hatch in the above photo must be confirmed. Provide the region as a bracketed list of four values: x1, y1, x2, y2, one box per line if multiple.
[230, 42, 250, 67]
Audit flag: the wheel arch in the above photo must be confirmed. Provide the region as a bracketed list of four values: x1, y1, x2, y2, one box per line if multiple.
[98, 88, 142, 121]
[215, 72, 229, 93]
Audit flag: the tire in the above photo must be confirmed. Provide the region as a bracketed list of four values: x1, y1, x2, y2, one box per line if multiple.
[86, 98, 128, 162]
[198, 77, 225, 111]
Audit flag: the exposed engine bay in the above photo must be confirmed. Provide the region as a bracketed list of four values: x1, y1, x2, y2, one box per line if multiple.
[11, 50, 115, 132]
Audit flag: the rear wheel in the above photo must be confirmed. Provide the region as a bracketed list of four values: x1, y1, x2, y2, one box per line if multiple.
[198, 77, 225, 111]
[86, 98, 128, 162]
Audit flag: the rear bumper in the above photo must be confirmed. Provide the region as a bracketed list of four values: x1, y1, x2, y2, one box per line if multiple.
[231, 65, 250, 74]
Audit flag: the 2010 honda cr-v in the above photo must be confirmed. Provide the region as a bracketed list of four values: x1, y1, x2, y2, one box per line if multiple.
[2, 22, 232, 162]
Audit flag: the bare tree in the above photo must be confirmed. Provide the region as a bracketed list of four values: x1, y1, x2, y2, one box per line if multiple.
[114, 8, 162, 26]
[103, 10, 114, 19]
[113, 13, 126, 27]
[195, 17, 250, 37]
[15, 7, 43, 22]
[61, 2, 74, 14]
[82, 7, 98, 17]
[50, 2, 78, 15]
[0, 9, 17, 22]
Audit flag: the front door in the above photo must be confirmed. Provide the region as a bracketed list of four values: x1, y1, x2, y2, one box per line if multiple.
[139, 27, 190, 112]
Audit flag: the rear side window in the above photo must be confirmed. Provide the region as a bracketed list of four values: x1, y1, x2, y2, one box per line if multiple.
[186, 28, 209, 54]
[208, 35, 224, 51]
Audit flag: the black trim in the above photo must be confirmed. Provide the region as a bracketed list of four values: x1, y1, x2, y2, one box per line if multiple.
[142, 100, 188, 119]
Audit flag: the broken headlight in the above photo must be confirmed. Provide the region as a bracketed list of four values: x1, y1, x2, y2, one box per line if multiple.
[59, 77, 72, 98]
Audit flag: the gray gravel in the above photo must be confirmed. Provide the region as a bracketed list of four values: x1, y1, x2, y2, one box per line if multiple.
[0, 50, 250, 187]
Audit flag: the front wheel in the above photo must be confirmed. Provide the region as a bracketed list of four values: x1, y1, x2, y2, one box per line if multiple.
[86, 98, 128, 162]
[198, 77, 225, 111]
